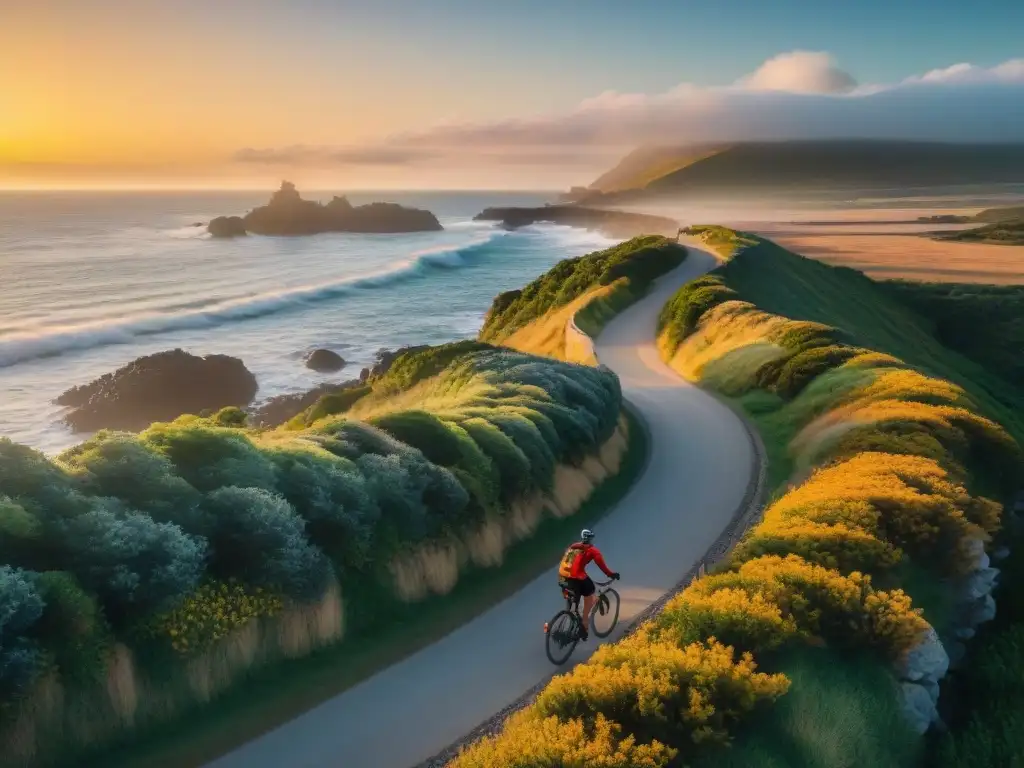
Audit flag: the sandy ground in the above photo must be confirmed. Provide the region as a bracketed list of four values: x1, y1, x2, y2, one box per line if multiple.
[766, 232, 1024, 284]
[205, 247, 754, 768]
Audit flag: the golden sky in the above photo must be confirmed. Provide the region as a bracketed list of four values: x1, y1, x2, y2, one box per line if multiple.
[3, 2, 1023, 189]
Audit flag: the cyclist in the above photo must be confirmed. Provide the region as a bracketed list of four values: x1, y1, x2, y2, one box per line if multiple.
[557, 528, 619, 641]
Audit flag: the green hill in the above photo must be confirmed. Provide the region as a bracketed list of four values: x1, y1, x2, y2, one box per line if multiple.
[577, 141, 1024, 201]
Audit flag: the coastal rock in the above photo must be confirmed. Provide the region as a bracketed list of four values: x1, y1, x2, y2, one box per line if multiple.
[235, 181, 442, 236]
[369, 345, 429, 379]
[953, 626, 976, 640]
[305, 349, 346, 373]
[248, 379, 362, 428]
[57, 349, 258, 432]
[964, 593, 997, 627]
[961, 537, 989, 572]
[963, 566, 1000, 601]
[896, 626, 949, 683]
[207, 216, 247, 238]
[473, 205, 679, 238]
[900, 682, 939, 734]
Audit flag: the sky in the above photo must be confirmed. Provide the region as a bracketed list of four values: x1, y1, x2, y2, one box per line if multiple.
[2, 0, 1023, 190]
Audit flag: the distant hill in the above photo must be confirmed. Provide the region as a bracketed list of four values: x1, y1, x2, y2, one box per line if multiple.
[569, 141, 1024, 202]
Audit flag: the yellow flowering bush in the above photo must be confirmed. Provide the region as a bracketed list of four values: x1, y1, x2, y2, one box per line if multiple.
[534, 633, 789, 753]
[658, 587, 799, 652]
[451, 711, 676, 768]
[146, 580, 283, 654]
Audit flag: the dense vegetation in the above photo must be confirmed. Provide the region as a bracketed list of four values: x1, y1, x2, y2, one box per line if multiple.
[452, 230, 1021, 767]
[0, 342, 628, 765]
[882, 281, 1024, 389]
[974, 204, 1024, 223]
[936, 218, 1024, 245]
[479, 235, 686, 344]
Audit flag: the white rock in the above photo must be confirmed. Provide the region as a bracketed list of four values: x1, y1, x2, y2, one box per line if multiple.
[964, 567, 1000, 600]
[953, 626, 976, 640]
[965, 594, 997, 627]
[897, 626, 950, 683]
[901, 682, 938, 734]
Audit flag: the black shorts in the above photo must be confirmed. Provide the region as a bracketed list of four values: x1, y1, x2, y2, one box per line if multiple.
[562, 576, 595, 597]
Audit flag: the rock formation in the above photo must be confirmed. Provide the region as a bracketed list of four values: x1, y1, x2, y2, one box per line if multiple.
[305, 349, 346, 372]
[207, 216, 247, 238]
[207, 182, 443, 237]
[57, 349, 259, 432]
[473, 205, 679, 238]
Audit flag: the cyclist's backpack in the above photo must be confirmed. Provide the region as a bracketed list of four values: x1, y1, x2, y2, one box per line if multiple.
[558, 543, 585, 579]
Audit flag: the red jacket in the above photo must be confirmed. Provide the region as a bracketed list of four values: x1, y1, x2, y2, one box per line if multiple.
[559, 542, 614, 581]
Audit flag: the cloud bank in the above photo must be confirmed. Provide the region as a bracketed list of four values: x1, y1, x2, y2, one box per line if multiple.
[234, 51, 1024, 174]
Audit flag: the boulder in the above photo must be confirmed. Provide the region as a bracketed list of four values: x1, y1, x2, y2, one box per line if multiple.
[208, 216, 247, 238]
[964, 593, 997, 627]
[900, 682, 938, 734]
[896, 626, 949, 683]
[305, 349, 346, 373]
[57, 349, 258, 432]
[234, 181, 442, 236]
[963, 566, 1000, 601]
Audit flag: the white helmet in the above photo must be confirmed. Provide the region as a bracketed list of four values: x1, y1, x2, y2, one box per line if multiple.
[580, 528, 595, 543]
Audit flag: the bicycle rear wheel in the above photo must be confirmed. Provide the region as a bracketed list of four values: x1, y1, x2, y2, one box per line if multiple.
[591, 588, 620, 638]
[545, 610, 580, 665]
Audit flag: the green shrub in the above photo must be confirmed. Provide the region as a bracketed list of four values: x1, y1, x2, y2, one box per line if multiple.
[33, 571, 110, 685]
[481, 236, 685, 341]
[288, 384, 371, 428]
[203, 487, 330, 601]
[0, 566, 45, 699]
[59, 498, 208, 623]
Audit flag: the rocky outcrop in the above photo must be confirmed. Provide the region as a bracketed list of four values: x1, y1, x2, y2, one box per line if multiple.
[207, 216, 247, 238]
[305, 349, 346, 372]
[361, 345, 430, 382]
[57, 349, 259, 432]
[896, 534, 1004, 733]
[473, 205, 679, 239]
[248, 380, 363, 427]
[210, 182, 443, 237]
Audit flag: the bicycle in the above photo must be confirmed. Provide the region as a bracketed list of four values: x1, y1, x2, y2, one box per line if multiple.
[543, 577, 620, 665]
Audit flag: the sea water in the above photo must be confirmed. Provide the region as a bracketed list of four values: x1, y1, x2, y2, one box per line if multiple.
[0, 191, 614, 454]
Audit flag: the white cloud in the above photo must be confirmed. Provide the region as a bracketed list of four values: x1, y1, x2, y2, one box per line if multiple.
[741, 51, 857, 94]
[233, 52, 1024, 172]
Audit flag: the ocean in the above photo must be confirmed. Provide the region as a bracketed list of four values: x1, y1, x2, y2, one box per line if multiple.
[0, 191, 614, 455]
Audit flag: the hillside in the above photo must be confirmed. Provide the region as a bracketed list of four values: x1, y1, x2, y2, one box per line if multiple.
[584, 144, 727, 195]
[573, 141, 1024, 201]
[456, 228, 1022, 767]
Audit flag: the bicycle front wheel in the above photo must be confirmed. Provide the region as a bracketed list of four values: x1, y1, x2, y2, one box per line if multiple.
[591, 588, 620, 638]
[545, 610, 580, 665]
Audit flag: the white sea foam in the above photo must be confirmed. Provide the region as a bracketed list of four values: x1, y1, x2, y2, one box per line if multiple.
[0, 231, 507, 368]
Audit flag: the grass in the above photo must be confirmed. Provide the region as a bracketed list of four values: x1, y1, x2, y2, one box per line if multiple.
[712, 235, 1024, 449]
[693, 646, 922, 768]
[479, 235, 686, 343]
[77, 408, 648, 768]
[882, 281, 1024, 390]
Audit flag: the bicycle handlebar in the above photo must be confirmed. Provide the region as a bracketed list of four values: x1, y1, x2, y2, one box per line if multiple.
[593, 578, 616, 587]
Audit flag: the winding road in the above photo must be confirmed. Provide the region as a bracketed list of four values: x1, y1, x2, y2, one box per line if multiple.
[206, 244, 755, 768]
